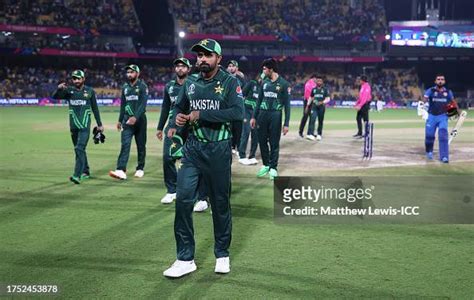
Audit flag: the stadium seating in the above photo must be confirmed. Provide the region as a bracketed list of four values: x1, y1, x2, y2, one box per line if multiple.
[3, 0, 142, 35]
[170, 0, 386, 38]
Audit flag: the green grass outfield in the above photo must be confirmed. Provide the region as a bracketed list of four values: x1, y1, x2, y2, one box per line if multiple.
[0, 107, 473, 299]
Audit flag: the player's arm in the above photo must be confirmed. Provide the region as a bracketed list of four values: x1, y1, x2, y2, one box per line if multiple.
[323, 88, 331, 104]
[52, 83, 71, 99]
[117, 88, 125, 130]
[307, 88, 315, 107]
[282, 83, 291, 135]
[134, 83, 148, 121]
[157, 86, 171, 131]
[199, 79, 244, 122]
[250, 83, 264, 129]
[169, 83, 190, 130]
[90, 89, 103, 130]
[242, 81, 252, 98]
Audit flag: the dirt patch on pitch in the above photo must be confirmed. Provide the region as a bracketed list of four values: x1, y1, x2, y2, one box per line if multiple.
[234, 126, 474, 176]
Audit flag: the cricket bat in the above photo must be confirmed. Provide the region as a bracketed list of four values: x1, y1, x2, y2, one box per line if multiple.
[449, 110, 467, 145]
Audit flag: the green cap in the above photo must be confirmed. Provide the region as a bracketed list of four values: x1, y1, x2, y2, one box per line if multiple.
[190, 39, 222, 55]
[71, 70, 85, 79]
[173, 57, 192, 68]
[126, 64, 140, 73]
[227, 60, 239, 67]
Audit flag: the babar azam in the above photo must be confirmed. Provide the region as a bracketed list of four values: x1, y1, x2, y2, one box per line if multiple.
[163, 39, 244, 278]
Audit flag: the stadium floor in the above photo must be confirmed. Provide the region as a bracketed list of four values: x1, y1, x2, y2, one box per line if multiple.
[1, 107, 473, 298]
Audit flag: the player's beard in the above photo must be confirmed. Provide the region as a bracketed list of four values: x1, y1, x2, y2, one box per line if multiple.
[127, 74, 138, 83]
[199, 63, 213, 74]
[436, 83, 444, 88]
[176, 71, 187, 79]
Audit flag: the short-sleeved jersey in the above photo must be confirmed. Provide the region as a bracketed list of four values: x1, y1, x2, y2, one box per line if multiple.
[424, 86, 454, 115]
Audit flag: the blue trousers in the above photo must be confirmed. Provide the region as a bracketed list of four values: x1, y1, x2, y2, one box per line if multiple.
[425, 113, 449, 160]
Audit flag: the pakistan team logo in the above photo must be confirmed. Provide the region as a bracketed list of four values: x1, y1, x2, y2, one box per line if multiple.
[124, 88, 128, 94]
[169, 86, 174, 94]
[188, 84, 195, 95]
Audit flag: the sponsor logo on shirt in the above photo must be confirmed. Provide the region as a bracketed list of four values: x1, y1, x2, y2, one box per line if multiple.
[264, 91, 278, 98]
[70, 100, 87, 106]
[126, 95, 139, 101]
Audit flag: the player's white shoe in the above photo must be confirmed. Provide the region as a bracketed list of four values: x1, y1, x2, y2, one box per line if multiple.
[247, 158, 258, 165]
[306, 135, 315, 141]
[316, 135, 322, 141]
[215, 257, 230, 274]
[193, 200, 208, 212]
[238, 158, 251, 165]
[109, 169, 127, 180]
[134, 170, 144, 178]
[163, 260, 197, 278]
[161, 193, 176, 204]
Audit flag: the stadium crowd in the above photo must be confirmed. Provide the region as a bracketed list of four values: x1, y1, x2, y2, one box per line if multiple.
[0, 33, 131, 53]
[170, 0, 386, 39]
[0, 66, 173, 99]
[0, 65, 422, 102]
[3, 0, 142, 35]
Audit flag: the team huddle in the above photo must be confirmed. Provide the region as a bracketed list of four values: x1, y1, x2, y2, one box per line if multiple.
[53, 38, 463, 279]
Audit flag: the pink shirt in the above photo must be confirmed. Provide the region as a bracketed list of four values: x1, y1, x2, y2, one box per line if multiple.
[355, 82, 372, 108]
[304, 79, 316, 100]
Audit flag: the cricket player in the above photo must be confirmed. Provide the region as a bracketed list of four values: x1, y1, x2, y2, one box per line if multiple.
[227, 60, 245, 155]
[156, 58, 209, 211]
[250, 58, 291, 180]
[423, 74, 455, 163]
[163, 39, 244, 278]
[238, 73, 262, 165]
[109, 65, 148, 180]
[52, 70, 103, 184]
[306, 75, 330, 141]
[298, 74, 317, 138]
[353, 75, 372, 138]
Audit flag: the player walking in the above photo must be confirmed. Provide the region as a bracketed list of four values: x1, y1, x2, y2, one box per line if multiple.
[298, 74, 316, 138]
[52, 70, 103, 184]
[423, 74, 455, 163]
[163, 39, 243, 278]
[250, 58, 291, 180]
[156, 58, 209, 211]
[238, 73, 262, 165]
[109, 65, 148, 180]
[306, 75, 330, 141]
[227, 60, 245, 156]
[353, 75, 372, 138]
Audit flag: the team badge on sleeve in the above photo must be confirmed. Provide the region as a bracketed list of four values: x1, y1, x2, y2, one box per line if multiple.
[236, 85, 242, 95]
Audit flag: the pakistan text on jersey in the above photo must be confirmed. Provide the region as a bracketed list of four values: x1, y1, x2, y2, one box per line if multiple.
[190, 99, 221, 110]
[264, 91, 278, 98]
[70, 100, 87, 106]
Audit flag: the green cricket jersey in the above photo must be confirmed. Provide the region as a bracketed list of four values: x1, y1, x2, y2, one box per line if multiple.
[157, 79, 183, 131]
[119, 79, 148, 124]
[254, 76, 291, 126]
[310, 86, 330, 106]
[242, 79, 260, 110]
[52, 85, 102, 130]
[170, 68, 244, 143]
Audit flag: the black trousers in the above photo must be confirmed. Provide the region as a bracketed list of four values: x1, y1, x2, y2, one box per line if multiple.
[257, 110, 282, 170]
[356, 102, 370, 135]
[175, 136, 232, 260]
[308, 105, 326, 136]
[231, 120, 242, 150]
[117, 115, 147, 171]
[298, 99, 310, 135]
[70, 128, 90, 177]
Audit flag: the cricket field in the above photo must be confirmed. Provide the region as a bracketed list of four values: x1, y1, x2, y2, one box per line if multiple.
[1, 107, 473, 298]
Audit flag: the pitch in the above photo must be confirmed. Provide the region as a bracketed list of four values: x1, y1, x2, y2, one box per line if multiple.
[0, 107, 473, 298]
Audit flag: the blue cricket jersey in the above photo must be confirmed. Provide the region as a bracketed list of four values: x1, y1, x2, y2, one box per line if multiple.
[424, 86, 454, 116]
